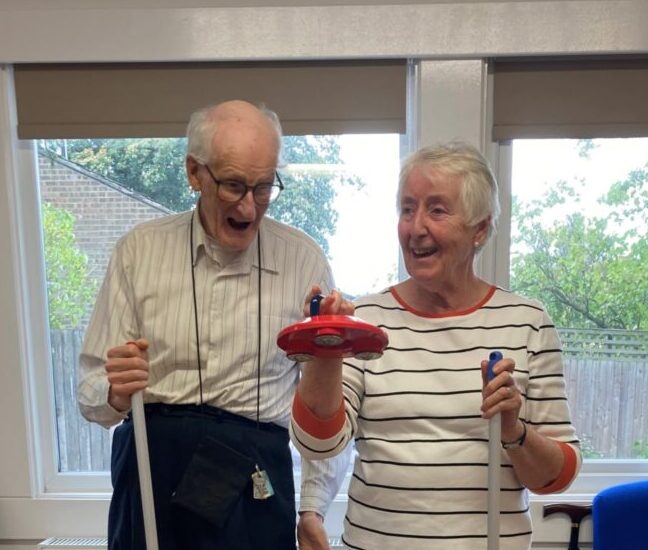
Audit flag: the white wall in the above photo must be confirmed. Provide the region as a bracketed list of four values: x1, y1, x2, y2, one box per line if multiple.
[1, 0, 646, 545]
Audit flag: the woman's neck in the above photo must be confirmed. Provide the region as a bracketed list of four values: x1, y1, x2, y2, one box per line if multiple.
[395, 276, 492, 314]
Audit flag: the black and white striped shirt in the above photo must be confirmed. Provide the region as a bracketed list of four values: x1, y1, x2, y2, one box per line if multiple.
[292, 286, 581, 550]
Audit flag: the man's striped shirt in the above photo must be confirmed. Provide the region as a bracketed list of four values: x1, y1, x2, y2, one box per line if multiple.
[78, 209, 333, 428]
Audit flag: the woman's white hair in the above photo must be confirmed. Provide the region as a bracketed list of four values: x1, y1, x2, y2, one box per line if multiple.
[185, 103, 283, 165]
[398, 142, 501, 242]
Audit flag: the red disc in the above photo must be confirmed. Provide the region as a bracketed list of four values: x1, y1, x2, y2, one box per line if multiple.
[277, 315, 388, 361]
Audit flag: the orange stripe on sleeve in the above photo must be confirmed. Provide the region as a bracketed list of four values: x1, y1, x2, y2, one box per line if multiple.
[292, 391, 346, 440]
[531, 442, 578, 495]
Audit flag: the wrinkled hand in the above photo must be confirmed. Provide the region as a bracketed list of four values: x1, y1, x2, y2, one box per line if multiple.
[304, 286, 355, 318]
[297, 512, 330, 550]
[480, 356, 523, 441]
[106, 338, 149, 412]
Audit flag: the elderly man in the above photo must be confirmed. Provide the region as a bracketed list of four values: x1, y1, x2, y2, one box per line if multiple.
[78, 100, 347, 549]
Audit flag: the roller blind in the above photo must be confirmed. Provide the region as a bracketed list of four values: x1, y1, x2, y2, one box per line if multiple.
[14, 60, 407, 138]
[493, 59, 648, 140]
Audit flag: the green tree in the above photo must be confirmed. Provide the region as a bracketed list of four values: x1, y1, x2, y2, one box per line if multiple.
[510, 165, 648, 329]
[51, 138, 195, 212]
[576, 138, 598, 159]
[43, 136, 362, 256]
[42, 203, 97, 329]
[269, 136, 362, 255]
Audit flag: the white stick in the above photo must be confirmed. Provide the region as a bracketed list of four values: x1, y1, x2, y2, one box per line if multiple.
[131, 391, 159, 550]
[488, 412, 501, 550]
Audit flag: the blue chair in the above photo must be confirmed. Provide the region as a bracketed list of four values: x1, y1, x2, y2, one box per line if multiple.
[592, 479, 648, 550]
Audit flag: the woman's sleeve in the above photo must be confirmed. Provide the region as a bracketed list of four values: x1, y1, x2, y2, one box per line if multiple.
[526, 306, 582, 493]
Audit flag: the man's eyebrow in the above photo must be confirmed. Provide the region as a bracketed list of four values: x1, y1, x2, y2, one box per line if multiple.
[218, 171, 275, 183]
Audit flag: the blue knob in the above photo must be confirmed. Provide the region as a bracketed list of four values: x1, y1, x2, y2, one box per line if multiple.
[310, 294, 324, 317]
[487, 351, 503, 381]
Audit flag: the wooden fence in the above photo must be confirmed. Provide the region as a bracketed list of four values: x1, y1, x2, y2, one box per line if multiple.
[563, 358, 648, 458]
[50, 329, 111, 472]
[50, 328, 648, 471]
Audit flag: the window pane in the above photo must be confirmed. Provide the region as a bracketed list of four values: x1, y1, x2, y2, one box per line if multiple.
[38, 134, 401, 474]
[510, 138, 648, 460]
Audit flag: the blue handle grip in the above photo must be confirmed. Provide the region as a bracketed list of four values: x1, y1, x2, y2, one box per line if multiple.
[310, 294, 324, 316]
[487, 351, 503, 381]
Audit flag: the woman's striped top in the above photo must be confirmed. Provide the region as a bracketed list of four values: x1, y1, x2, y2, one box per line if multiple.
[291, 285, 581, 550]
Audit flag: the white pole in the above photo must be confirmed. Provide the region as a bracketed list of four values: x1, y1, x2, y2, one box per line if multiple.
[487, 352, 502, 550]
[488, 413, 501, 549]
[131, 391, 159, 550]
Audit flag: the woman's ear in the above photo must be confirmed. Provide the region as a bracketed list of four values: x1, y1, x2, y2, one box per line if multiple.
[186, 155, 202, 193]
[473, 216, 491, 248]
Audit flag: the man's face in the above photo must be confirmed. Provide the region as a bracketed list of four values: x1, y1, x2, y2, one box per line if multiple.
[187, 119, 279, 252]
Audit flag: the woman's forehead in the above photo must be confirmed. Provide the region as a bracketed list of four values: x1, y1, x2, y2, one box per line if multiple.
[405, 165, 461, 191]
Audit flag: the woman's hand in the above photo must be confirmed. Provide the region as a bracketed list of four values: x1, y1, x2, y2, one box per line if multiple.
[480, 356, 524, 442]
[304, 286, 355, 317]
[105, 338, 149, 412]
[297, 287, 350, 419]
[480, 355, 569, 490]
[297, 512, 331, 550]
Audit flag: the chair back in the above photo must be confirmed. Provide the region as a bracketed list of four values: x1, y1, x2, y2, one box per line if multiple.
[593, 479, 648, 550]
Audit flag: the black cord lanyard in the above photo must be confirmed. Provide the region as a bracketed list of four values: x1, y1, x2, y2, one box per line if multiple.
[189, 209, 262, 427]
[189, 209, 275, 501]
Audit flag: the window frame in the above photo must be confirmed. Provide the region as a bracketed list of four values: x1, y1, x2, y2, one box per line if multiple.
[498, 140, 648, 488]
[2, 1, 648, 544]
[4, 72, 648, 547]
[8, 74, 648, 541]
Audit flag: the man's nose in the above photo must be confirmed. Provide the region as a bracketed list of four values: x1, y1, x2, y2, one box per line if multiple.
[237, 189, 258, 216]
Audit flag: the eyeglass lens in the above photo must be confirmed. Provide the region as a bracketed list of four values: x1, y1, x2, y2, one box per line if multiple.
[217, 181, 280, 204]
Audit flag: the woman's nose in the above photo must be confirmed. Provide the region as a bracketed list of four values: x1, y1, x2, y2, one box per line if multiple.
[411, 207, 428, 234]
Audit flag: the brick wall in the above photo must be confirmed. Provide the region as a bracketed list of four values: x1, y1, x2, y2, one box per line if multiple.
[38, 154, 174, 284]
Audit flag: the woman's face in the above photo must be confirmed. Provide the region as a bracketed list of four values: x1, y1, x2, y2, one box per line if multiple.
[397, 165, 485, 288]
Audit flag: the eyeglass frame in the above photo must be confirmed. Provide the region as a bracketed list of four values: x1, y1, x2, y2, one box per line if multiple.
[201, 164, 284, 205]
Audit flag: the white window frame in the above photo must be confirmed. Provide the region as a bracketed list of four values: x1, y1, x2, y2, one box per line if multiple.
[495, 141, 648, 497]
[1, 1, 648, 545]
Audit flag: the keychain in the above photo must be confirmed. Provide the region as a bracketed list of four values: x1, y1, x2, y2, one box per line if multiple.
[252, 465, 274, 500]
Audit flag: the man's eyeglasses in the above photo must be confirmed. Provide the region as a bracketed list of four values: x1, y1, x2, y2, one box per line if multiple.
[202, 164, 284, 205]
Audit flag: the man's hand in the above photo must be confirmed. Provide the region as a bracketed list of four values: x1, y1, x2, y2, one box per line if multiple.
[105, 339, 149, 412]
[297, 511, 330, 550]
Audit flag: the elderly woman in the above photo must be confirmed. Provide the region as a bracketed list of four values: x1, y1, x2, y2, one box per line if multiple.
[291, 143, 581, 550]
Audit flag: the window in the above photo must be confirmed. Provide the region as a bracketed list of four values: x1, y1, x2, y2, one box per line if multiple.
[510, 138, 648, 464]
[37, 134, 401, 490]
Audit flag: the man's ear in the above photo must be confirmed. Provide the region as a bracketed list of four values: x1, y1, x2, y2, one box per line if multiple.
[186, 155, 202, 192]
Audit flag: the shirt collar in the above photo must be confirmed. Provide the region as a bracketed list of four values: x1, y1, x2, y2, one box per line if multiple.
[190, 207, 278, 275]
[190, 207, 206, 268]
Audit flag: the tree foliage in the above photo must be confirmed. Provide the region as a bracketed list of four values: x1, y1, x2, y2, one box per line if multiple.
[42, 203, 97, 329]
[43, 136, 362, 255]
[48, 138, 195, 211]
[510, 164, 648, 329]
[269, 136, 363, 255]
